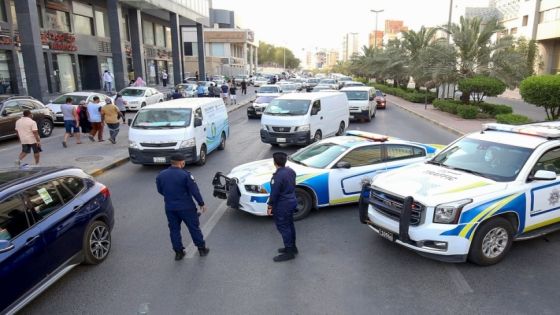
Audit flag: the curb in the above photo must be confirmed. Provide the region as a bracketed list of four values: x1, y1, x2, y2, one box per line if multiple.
[88, 156, 130, 177]
[388, 98, 466, 136]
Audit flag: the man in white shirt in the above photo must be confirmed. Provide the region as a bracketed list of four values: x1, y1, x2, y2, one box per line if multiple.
[103, 70, 114, 93]
[15, 110, 41, 165]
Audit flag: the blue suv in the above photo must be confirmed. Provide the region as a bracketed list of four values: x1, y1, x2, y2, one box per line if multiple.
[0, 167, 114, 314]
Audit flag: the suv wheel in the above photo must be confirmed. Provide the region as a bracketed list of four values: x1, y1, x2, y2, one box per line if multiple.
[38, 119, 53, 138]
[83, 221, 111, 265]
[468, 216, 514, 266]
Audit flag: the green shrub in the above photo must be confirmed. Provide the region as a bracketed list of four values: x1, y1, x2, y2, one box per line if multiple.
[373, 83, 436, 103]
[433, 99, 461, 114]
[457, 105, 479, 119]
[477, 103, 513, 116]
[458, 76, 507, 103]
[520, 75, 560, 120]
[495, 114, 532, 125]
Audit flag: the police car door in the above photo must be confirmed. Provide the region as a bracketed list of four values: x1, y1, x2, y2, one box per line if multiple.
[384, 144, 429, 173]
[328, 145, 385, 205]
[524, 146, 560, 232]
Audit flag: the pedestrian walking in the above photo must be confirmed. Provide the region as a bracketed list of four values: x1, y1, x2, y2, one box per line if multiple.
[133, 77, 146, 87]
[267, 152, 298, 262]
[61, 97, 81, 148]
[103, 70, 114, 93]
[241, 79, 247, 95]
[195, 71, 199, 81]
[87, 96, 104, 142]
[196, 82, 205, 97]
[208, 83, 215, 97]
[171, 88, 183, 99]
[229, 83, 237, 105]
[77, 100, 91, 135]
[114, 93, 127, 124]
[161, 70, 168, 87]
[14, 110, 41, 165]
[156, 154, 210, 260]
[101, 98, 121, 144]
[212, 84, 221, 98]
[220, 82, 229, 104]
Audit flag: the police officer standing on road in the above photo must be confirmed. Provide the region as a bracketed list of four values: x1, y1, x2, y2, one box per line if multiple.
[267, 152, 298, 262]
[156, 154, 210, 260]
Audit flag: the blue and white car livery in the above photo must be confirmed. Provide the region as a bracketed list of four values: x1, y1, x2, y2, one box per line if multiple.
[360, 122, 560, 265]
[213, 131, 441, 220]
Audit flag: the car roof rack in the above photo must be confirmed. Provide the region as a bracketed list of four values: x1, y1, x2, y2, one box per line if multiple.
[483, 123, 560, 140]
[345, 130, 389, 142]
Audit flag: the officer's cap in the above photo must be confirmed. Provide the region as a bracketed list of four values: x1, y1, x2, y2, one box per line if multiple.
[170, 153, 185, 161]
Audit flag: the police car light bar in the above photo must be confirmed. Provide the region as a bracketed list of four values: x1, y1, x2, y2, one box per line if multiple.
[484, 123, 560, 139]
[345, 130, 389, 142]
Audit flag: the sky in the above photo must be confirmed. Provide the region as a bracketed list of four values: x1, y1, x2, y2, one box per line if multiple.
[211, 0, 490, 60]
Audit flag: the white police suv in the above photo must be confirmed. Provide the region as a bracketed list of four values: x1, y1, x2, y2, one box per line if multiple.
[360, 122, 560, 265]
[213, 131, 441, 220]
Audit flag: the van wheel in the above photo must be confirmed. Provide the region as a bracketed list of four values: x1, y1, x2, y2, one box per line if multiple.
[197, 145, 207, 166]
[294, 188, 312, 221]
[468, 217, 514, 266]
[218, 133, 226, 150]
[83, 221, 111, 265]
[336, 122, 345, 136]
[312, 130, 322, 143]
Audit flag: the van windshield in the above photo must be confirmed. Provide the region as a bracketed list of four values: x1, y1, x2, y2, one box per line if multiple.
[264, 99, 311, 116]
[342, 91, 368, 100]
[132, 108, 192, 129]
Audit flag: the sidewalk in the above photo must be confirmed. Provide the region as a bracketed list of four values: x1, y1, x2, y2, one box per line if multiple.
[0, 93, 254, 177]
[386, 95, 494, 136]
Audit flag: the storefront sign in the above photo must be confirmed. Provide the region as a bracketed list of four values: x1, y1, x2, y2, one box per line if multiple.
[40, 31, 77, 52]
[0, 35, 13, 45]
[204, 31, 246, 43]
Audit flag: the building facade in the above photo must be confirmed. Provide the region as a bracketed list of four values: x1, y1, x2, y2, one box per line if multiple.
[341, 32, 359, 61]
[384, 20, 408, 42]
[1, 0, 209, 101]
[369, 30, 384, 48]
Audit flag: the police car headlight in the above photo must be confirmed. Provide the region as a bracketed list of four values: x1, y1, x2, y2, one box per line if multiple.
[179, 138, 196, 148]
[244, 184, 267, 194]
[433, 199, 472, 224]
[296, 125, 310, 132]
[129, 141, 140, 149]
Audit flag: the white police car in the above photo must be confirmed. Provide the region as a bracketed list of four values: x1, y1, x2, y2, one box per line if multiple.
[360, 122, 560, 265]
[213, 131, 441, 220]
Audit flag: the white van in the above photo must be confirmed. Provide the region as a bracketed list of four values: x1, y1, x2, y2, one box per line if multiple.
[260, 92, 349, 146]
[340, 86, 376, 122]
[128, 98, 229, 165]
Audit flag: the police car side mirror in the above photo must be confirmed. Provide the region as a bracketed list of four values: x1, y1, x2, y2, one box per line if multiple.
[335, 161, 351, 169]
[530, 170, 557, 181]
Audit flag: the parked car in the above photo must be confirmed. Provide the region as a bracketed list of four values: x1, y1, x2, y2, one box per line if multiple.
[0, 166, 114, 314]
[173, 83, 198, 98]
[118, 87, 165, 111]
[183, 77, 198, 83]
[256, 84, 282, 97]
[234, 75, 250, 86]
[46, 92, 110, 124]
[278, 83, 298, 94]
[247, 95, 278, 118]
[1, 96, 55, 140]
[374, 90, 387, 109]
[319, 79, 339, 90]
[312, 84, 333, 92]
[253, 77, 269, 87]
[305, 78, 320, 92]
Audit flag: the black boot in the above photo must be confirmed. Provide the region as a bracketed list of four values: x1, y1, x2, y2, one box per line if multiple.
[273, 251, 295, 262]
[277, 246, 299, 255]
[198, 247, 210, 257]
[175, 250, 186, 261]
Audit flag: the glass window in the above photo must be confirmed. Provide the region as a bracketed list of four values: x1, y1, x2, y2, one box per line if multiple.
[60, 177, 85, 195]
[386, 145, 425, 161]
[166, 27, 172, 48]
[210, 43, 225, 57]
[95, 10, 109, 37]
[0, 51, 13, 95]
[264, 99, 311, 116]
[2, 101, 21, 114]
[46, 9, 71, 32]
[74, 14, 94, 35]
[18, 100, 38, 111]
[0, 0, 6, 22]
[55, 54, 76, 94]
[0, 195, 29, 241]
[340, 146, 382, 167]
[132, 108, 192, 128]
[143, 20, 154, 45]
[9, 0, 15, 25]
[290, 142, 348, 169]
[532, 148, 560, 175]
[122, 14, 130, 41]
[195, 107, 203, 119]
[155, 24, 165, 47]
[21, 181, 66, 223]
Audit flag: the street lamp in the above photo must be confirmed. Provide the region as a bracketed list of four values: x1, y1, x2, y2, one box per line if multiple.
[370, 9, 384, 49]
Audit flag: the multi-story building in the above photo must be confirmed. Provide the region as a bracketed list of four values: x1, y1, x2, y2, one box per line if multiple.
[0, 0, 210, 100]
[315, 50, 327, 69]
[182, 8, 257, 77]
[326, 49, 339, 68]
[368, 30, 384, 48]
[341, 32, 359, 61]
[384, 20, 408, 42]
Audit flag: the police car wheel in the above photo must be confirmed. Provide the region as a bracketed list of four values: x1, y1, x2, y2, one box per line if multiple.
[293, 188, 312, 221]
[468, 217, 514, 266]
[197, 145, 207, 166]
[83, 220, 111, 265]
[218, 133, 226, 150]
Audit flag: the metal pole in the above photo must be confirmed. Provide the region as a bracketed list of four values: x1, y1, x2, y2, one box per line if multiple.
[447, 0, 453, 43]
[283, 46, 286, 70]
[371, 9, 384, 49]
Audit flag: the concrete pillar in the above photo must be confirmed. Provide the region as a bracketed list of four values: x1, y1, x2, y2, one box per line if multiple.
[196, 23, 206, 80]
[243, 43, 248, 75]
[248, 45, 253, 75]
[14, 0, 48, 100]
[128, 8, 145, 79]
[255, 48, 258, 74]
[169, 12, 183, 85]
[107, 0, 126, 91]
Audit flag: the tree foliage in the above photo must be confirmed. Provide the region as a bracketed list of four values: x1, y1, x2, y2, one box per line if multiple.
[257, 41, 300, 69]
[519, 75, 560, 120]
[458, 76, 507, 103]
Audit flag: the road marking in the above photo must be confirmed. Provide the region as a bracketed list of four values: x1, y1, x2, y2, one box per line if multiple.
[186, 200, 228, 258]
[444, 265, 473, 294]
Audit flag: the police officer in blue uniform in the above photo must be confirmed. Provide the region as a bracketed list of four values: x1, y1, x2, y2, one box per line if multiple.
[156, 153, 210, 260]
[267, 152, 298, 262]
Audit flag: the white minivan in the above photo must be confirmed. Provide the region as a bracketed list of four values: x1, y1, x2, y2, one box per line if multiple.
[128, 98, 229, 165]
[340, 86, 376, 122]
[260, 92, 349, 146]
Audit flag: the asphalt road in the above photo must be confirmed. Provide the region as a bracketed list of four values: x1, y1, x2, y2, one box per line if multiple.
[21, 101, 560, 314]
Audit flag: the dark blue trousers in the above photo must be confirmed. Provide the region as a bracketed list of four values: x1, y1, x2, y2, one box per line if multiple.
[165, 209, 205, 252]
[274, 209, 296, 248]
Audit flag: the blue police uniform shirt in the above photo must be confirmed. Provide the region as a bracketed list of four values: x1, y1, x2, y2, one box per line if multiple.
[267, 167, 297, 210]
[156, 166, 204, 211]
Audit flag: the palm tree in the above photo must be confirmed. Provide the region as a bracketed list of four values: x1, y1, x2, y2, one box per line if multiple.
[401, 27, 438, 90]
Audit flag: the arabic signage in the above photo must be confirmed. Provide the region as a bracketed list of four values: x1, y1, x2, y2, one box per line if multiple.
[41, 31, 77, 51]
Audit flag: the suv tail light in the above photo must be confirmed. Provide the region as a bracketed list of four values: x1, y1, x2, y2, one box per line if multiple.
[100, 185, 110, 198]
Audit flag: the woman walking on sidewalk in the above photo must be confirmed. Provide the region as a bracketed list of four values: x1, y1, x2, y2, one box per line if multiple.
[114, 93, 127, 124]
[77, 100, 91, 136]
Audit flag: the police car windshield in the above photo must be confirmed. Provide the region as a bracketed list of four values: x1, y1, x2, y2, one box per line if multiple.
[290, 142, 348, 168]
[264, 99, 311, 116]
[431, 138, 533, 182]
[132, 108, 192, 129]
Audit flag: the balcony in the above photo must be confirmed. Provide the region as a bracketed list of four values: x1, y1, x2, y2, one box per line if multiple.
[537, 20, 560, 40]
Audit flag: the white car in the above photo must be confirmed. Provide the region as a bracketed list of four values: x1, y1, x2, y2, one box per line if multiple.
[247, 95, 278, 118]
[278, 83, 298, 94]
[253, 77, 269, 87]
[46, 92, 109, 124]
[256, 84, 282, 97]
[119, 87, 165, 110]
[319, 79, 339, 90]
[360, 122, 560, 265]
[213, 131, 441, 220]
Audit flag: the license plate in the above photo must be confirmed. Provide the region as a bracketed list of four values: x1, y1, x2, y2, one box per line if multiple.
[153, 157, 166, 163]
[378, 228, 394, 242]
[277, 138, 286, 143]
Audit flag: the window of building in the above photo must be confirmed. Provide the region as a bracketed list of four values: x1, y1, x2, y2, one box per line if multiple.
[539, 8, 560, 23]
[46, 9, 71, 32]
[38, 5, 44, 28]
[184, 42, 197, 56]
[10, 0, 16, 25]
[166, 27, 172, 48]
[143, 20, 155, 45]
[210, 43, 225, 57]
[0, 51, 14, 94]
[510, 27, 518, 35]
[73, 2, 93, 35]
[155, 24, 165, 47]
[0, 195, 29, 241]
[0, 0, 6, 22]
[95, 10, 110, 38]
[522, 15, 529, 26]
[122, 14, 130, 41]
[339, 146, 382, 167]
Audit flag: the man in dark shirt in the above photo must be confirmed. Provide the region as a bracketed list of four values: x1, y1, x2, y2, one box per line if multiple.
[156, 154, 210, 260]
[267, 152, 298, 262]
[171, 89, 183, 99]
